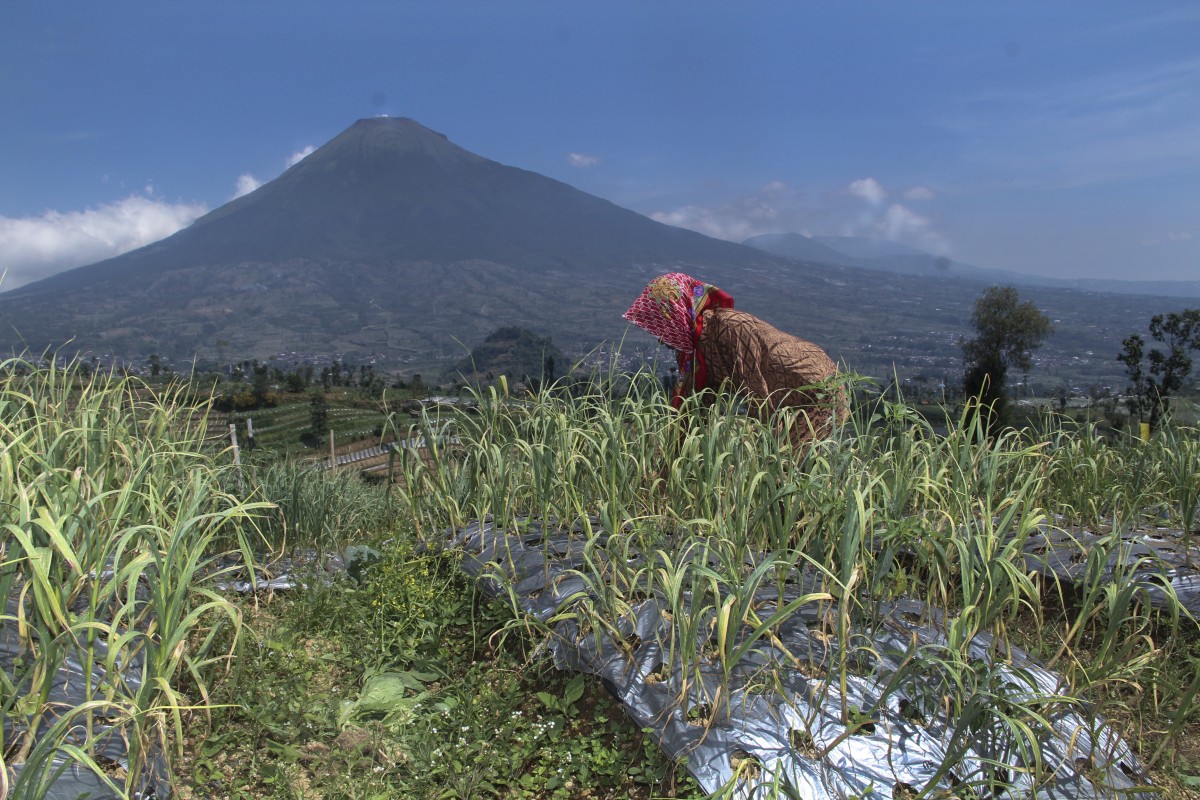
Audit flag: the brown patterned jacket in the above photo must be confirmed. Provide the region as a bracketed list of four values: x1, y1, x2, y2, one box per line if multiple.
[697, 308, 845, 447]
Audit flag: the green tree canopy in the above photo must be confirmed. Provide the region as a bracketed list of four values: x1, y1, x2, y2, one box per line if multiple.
[452, 327, 564, 387]
[308, 391, 329, 440]
[961, 285, 1053, 435]
[1117, 308, 1200, 429]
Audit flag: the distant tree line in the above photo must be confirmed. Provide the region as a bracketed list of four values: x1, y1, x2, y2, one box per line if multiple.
[210, 358, 412, 412]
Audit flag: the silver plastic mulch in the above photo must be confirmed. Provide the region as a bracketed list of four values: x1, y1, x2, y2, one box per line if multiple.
[444, 517, 1158, 799]
[0, 596, 171, 800]
[1019, 519, 1200, 618]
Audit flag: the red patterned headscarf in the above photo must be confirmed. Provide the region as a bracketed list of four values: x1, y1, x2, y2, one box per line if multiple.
[623, 272, 734, 405]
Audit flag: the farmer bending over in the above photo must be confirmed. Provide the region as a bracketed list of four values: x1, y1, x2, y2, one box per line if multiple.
[623, 272, 845, 450]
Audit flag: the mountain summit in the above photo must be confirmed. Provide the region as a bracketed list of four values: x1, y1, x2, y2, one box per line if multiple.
[3, 117, 779, 362]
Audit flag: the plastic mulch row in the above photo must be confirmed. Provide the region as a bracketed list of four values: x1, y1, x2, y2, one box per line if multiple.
[444, 517, 1155, 799]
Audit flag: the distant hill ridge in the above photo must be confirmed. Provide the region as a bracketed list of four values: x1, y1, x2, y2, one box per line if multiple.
[451, 326, 564, 384]
[744, 232, 1200, 299]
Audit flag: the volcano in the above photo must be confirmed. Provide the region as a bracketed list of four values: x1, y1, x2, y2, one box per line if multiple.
[1, 117, 787, 365]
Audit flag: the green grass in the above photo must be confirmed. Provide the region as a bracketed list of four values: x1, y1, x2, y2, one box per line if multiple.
[178, 542, 699, 799]
[5, 359, 1200, 798]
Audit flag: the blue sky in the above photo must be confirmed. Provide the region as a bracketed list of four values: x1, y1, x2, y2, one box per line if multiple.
[2, 2, 1198, 290]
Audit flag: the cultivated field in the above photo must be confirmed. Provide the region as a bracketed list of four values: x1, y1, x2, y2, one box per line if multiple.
[3, 359, 1199, 798]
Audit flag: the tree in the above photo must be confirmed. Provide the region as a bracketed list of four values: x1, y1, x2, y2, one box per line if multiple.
[308, 392, 329, 443]
[1117, 309, 1200, 429]
[451, 327, 564, 386]
[251, 362, 272, 404]
[284, 370, 306, 393]
[961, 286, 1053, 435]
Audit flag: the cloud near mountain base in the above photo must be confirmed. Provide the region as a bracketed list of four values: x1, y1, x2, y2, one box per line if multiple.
[0, 193, 207, 291]
[647, 176, 951, 255]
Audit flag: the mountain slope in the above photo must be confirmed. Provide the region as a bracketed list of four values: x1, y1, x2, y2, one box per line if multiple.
[812, 236, 931, 260]
[741, 233, 862, 268]
[22, 118, 758, 290]
[1, 118, 780, 361]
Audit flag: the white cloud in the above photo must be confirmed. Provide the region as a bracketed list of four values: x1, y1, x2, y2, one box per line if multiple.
[904, 186, 936, 200]
[0, 193, 207, 291]
[1143, 231, 1195, 246]
[567, 152, 600, 168]
[231, 145, 313, 200]
[286, 145, 316, 168]
[848, 177, 886, 206]
[647, 177, 951, 254]
[650, 196, 779, 242]
[877, 203, 929, 239]
[876, 203, 951, 254]
[0, 138, 327, 292]
[233, 174, 262, 199]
